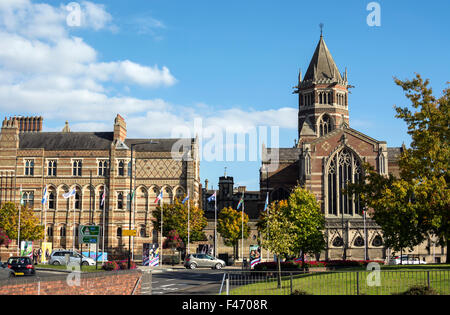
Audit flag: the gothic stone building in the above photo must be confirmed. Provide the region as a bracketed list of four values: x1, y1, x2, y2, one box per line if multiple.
[0, 114, 200, 260]
[260, 35, 446, 263]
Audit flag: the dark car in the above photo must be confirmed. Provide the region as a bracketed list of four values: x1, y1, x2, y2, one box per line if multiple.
[6, 256, 36, 277]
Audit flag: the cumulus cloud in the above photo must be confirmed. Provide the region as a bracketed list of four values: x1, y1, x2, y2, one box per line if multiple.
[0, 0, 296, 148]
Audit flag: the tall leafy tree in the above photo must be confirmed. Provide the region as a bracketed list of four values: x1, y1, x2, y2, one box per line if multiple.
[0, 202, 44, 242]
[217, 206, 250, 259]
[394, 74, 450, 262]
[152, 198, 207, 248]
[258, 200, 296, 287]
[347, 74, 450, 262]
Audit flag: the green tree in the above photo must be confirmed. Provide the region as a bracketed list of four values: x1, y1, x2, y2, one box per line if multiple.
[347, 74, 450, 262]
[285, 186, 326, 265]
[394, 74, 450, 262]
[0, 202, 44, 242]
[217, 207, 250, 259]
[258, 200, 297, 287]
[152, 199, 207, 249]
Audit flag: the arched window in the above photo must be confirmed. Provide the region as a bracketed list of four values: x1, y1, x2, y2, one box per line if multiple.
[60, 225, 66, 237]
[117, 227, 122, 237]
[118, 161, 125, 176]
[117, 192, 124, 210]
[48, 191, 56, 209]
[327, 148, 363, 216]
[74, 192, 81, 210]
[319, 114, 333, 137]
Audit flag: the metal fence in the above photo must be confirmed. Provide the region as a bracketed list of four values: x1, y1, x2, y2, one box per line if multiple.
[219, 269, 450, 295]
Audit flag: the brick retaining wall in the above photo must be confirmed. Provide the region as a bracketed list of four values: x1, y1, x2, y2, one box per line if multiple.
[0, 269, 142, 295]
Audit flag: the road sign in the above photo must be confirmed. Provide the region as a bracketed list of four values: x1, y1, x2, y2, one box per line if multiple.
[122, 229, 136, 237]
[79, 225, 101, 244]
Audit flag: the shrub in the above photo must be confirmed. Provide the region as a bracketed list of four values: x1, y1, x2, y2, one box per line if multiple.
[397, 285, 438, 295]
[253, 261, 303, 271]
[102, 261, 119, 271]
[116, 260, 137, 270]
[291, 290, 310, 295]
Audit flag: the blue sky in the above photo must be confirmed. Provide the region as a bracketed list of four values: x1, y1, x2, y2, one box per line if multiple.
[1, 0, 449, 190]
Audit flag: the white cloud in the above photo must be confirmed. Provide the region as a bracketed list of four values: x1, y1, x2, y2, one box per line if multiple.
[0, 1, 296, 147]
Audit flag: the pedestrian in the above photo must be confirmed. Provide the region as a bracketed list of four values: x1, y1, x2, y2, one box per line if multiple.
[32, 249, 38, 265]
[38, 248, 42, 264]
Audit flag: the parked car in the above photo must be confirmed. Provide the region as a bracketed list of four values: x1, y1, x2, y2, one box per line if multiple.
[49, 250, 96, 266]
[0, 261, 16, 279]
[184, 254, 226, 270]
[5, 256, 36, 277]
[389, 255, 427, 265]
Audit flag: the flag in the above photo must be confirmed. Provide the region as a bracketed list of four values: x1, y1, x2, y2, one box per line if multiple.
[63, 187, 76, 199]
[154, 190, 163, 204]
[182, 192, 189, 205]
[41, 186, 48, 205]
[207, 191, 216, 202]
[20, 185, 24, 206]
[100, 188, 106, 207]
[237, 193, 244, 210]
[263, 192, 269, 211]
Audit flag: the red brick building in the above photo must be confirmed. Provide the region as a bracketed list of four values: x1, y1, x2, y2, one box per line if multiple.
[260, 35, 446, 262]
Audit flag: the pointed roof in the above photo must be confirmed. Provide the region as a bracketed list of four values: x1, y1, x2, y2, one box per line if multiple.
[303, 35, 342, 83]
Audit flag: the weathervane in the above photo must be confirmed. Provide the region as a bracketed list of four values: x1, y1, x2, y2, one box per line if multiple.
[319, 23, 324, 37]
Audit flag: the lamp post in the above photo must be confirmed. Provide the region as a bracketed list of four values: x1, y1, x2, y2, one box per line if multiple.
[128, 141, 158, 269]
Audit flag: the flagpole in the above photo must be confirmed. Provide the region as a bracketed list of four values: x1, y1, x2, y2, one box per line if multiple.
[214, 190, 217, 258]
[160, 192, 163, 267]
[187, 188, 190, 255]
[102, 187, 106, 264]
[242, 192, 244, 264]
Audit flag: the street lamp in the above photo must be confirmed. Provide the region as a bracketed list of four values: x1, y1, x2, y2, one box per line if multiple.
[128, 140, 158, 269]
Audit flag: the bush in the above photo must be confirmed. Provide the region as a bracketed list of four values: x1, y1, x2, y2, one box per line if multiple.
[102, 260, 136, 271]
[396, 285, 438, 295]
[253, 261, 303, 271]
[102, 261, 119, 271]
[291, 290, 310, 295]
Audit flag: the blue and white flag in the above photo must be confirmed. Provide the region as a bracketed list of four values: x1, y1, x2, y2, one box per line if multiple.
[263, 192, 269, 211]
[207, 191, 216, 202]
[182, 192, 189, 205]
[154, 190, 163, 204]
[41, 186, 48, 205]
[63, 187, 76, 199]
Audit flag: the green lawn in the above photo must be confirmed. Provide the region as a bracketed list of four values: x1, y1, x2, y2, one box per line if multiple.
[225, 268, 450, 295]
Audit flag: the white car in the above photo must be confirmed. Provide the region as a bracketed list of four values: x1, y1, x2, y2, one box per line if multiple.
[49, 249, 96, 266]
[389, 255, 427, 265]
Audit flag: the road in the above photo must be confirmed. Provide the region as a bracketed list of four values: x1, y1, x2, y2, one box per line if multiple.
[151, 269, 226, 295]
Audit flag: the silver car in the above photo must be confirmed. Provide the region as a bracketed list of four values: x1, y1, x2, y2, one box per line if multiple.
[49, 250, 96, 266]
[184, 254, 225, 269]
[0, 262, 15, 280]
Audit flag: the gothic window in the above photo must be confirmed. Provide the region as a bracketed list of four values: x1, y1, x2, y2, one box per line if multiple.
[319, 114, 333, 136]
[74, 192, 81, 210]
[117, 227, 122, 237]
[98, 160, 108, 176]
[140, 225, 146, 238]
[98, 187, 105, 209]
[332, 236, 343, 247]
[319, 93, 323, 104]
[60, 225, 66, 237]
[117, 192, 124, 210]
[118, 161, 125, 176]
[73, 160, 82, 176]
[354, 236, 365, 247]
[47, 225, 54, 237]
[23, 191, 34, 209]
[372, 235, 383, 247]
[25, 160, 34, 176]
[327, 148, 363, 216]
[48, 160, 57, 176]
[379, 153, 386, 174]
[48, 191, 56, 209]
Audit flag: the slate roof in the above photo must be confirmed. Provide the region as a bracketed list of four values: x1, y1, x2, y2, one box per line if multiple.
[19, 132, 192, 152]
[387, 147, 402, 161]
[19, 132, 114, 150]
[303, 35, 342, 82]
[265, 148, 300, 162]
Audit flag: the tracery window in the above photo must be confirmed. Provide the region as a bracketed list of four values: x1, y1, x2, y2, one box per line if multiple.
[327, 148, 363, 216]
[319, 114, 333, 136]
